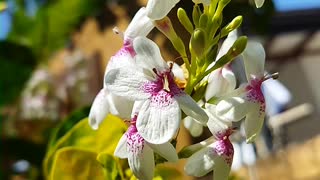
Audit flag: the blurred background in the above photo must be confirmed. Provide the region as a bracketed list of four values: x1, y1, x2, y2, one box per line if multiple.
[1, 0, 320, 179]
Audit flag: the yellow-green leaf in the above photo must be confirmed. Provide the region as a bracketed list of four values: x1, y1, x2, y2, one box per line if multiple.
[97, 152, 124, 180]
[43, 115, 127, 179]
[0, 2, 7, 12]
[50, 147, 105, 180]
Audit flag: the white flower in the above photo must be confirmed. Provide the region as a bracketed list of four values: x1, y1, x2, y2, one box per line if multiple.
[114, 115, 178, 180]
[89, 0, 181, 129]
[145, 0, 180, 20]
[192, 0, 211, 6]
[184, 104, 233, 180]
[255, 0, 265, 8]
[216, 41, 269, 143]
[105, 37, 208, 144]
[183, 30, 237, 137]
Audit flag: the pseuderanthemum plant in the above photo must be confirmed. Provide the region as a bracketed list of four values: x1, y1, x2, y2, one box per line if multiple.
[88, 0, 276, 179]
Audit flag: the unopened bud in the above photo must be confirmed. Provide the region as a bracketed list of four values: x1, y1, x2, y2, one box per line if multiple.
[190, 28, 206, 58]
[221, 16, 243, 37]
[155, 17, 187, 57]
[192, 4, 201, 27]
[228, 36, 247, 57]
[177, 8, 194, 34]
[199, 14, 208, 29]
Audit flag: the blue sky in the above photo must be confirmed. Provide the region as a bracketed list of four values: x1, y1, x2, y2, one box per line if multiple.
[273, 0, 320, 12]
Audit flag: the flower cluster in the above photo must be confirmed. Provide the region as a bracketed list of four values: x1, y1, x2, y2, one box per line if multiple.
[89, 0, 273, 179]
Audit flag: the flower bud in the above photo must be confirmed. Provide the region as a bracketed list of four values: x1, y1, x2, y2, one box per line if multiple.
[199, 14, 208, 29]
[177, 8, 194, 34]
[192, 4, 201, 27]
[155, 17, 187, 56]
[228, 36, 247, 57]
[221, 16, 243, 37]
[190, 28, 206, 58]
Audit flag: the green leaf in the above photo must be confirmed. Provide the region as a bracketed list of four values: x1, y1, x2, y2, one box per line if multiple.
[154, 164, 182, 180]
[50, 147, 105, 180]
[97, 152, 124, 180]
[43, 115, 127, 179]
[47, 106, 90, 149]
[0, 41, 36, 107]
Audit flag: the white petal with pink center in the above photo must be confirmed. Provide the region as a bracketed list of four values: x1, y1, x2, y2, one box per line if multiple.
[184, 131, 234, 179]
[105, 37, 208, 144]
[216, 41, 268, 142]
[114, 121, 178, 180]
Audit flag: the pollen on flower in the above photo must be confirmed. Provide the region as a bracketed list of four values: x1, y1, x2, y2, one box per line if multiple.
[143, 69, 183, 108]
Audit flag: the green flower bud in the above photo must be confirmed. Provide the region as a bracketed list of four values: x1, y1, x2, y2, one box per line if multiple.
[155, 17, 187, 60]
[221, 16, 243, 37]
[228, 36, 248, 57]
[199, 14, 208, 29]
[177, 8, 194, 34]
[190, 28, 206, 58]
[192, 5, 201, 28]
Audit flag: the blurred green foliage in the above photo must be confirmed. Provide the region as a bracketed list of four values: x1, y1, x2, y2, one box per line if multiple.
[43, 115, 127, 179]
[7, 0, 106, 60]
[0, 41, 36, 107]
[0, 0, 106, 108]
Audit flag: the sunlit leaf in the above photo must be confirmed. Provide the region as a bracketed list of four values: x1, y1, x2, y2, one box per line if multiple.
[43, 115, 127, 178]
[154, 164, 183, 180]
[50, 147, 105, 180]
[0, 2, 7, 12]
[47, 106, 90, 149]
[97, 152, 124, 180]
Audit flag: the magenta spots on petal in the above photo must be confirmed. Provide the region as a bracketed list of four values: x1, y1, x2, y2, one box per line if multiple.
[126, 124, 145, 155]
[211, 129, 234, 165]
[212, 137, 234, 165]
[114, 39, 136, 57]
[142, 70, 183, 108]
[245, 78, 266, 114]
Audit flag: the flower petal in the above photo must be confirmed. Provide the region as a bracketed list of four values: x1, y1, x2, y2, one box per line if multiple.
[192, 0, 211, 5]
[125, 8, 154, 39]
[216, 30, 238, 60]
[136, 94, 180, 144]
[128, 144, 155, 180]
[205, 104, 232, 137]
[104, 68, 151, 100]
[183, 116, 204, 137]
[213, 156, 231, 180]
[244, 103, 265, 143]
[169, 61, 185, 81]
[178, 137, 215, 158]
[107, 93, 133, 119]
[88, 89, 109, 130]
[133, 37, 168, 71]
[148, 142, 178, 162]
[242, 41, 265, 80]
[216, 96, 250, 122]
[176, 93, 209, 124]
[255, 0, 265, 8]
[114, 134, 128, 158]
[184, 147, 215, 177]
[205, 67, 236, 101]
[146, 0, 180, 20]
